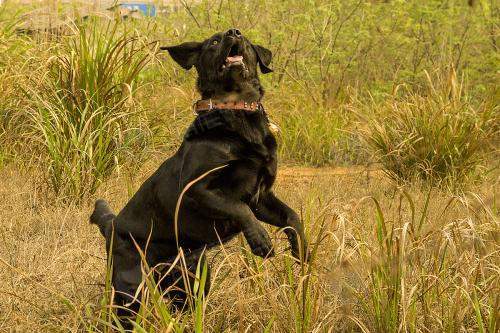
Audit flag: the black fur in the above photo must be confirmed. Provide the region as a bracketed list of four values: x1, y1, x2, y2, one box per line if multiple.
[91, 29, 308, 326]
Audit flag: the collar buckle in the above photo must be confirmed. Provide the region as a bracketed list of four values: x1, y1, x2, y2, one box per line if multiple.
[192, 101, 199, 115]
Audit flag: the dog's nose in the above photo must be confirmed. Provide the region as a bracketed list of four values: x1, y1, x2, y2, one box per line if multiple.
[225, 28, 242, 38]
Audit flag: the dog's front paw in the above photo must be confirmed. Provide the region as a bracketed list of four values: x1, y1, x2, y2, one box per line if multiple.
[243, 224, 274, 258]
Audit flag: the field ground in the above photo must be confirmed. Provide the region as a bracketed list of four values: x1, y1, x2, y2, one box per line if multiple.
[0, 160, 497, 332]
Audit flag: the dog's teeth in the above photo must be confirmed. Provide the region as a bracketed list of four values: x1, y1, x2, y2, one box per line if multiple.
[226, 55, 244, 63]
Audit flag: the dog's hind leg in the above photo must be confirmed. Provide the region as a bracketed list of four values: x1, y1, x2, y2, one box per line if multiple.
[159, 250, 211, 310]
[112, 238, 143, 330]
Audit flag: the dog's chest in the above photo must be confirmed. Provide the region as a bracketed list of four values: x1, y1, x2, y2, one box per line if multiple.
[227, 133, 277, 203]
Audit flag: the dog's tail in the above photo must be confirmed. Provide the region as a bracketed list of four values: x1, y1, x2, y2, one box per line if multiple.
[90, 199, 115, 238]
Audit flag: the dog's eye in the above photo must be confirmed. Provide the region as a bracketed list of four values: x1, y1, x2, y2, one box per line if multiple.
[212, 40, 218, 45]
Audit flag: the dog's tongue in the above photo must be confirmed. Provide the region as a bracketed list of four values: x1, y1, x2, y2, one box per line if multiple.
[226, 55, 243, 63]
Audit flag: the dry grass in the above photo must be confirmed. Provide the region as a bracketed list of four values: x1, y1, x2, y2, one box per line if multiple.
[0, 161, 497, 332]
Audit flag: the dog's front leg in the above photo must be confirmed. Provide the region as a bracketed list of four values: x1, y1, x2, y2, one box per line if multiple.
[251, 192, 309, 261]
[186, 185, 275, 258]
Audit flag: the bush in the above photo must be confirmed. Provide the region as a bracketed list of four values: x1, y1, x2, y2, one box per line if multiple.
[361, 69, 497, 189]
[25, 20, 153, 200]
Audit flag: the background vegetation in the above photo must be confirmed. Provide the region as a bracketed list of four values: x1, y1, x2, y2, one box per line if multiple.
[0, 0, 497, 332]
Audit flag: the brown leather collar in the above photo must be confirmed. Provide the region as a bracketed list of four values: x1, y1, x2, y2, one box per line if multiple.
[194, 99, 262, 114]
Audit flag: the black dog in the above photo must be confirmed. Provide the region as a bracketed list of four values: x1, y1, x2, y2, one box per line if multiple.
[90, 28, 308, 318]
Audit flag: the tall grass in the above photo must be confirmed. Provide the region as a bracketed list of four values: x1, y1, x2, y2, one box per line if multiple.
[0, 7, 31, 167]
[360, 69, 497, 189]
[353, 191, 499, 332]
[72, 183, 497, 332]
[148, 0, 498, 167]
[25, 19, 153, 200]
[274, 100, 351, 166]
[0, 159, 497, 331]
[3, 0, 497, 169]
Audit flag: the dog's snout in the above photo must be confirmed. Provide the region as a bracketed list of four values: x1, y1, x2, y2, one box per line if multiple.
[225, 28, 242, 38]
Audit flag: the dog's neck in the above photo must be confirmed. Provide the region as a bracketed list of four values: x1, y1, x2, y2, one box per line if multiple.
[198, 78, 264, 103]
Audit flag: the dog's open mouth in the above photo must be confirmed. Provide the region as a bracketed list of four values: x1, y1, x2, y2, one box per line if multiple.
[222, 44, 244, 69]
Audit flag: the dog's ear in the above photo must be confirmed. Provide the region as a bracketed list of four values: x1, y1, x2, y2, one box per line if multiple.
[160, 42, 202, 70]
[252, 44, 273, 74]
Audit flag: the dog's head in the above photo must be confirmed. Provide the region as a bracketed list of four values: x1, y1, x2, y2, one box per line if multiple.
[161, 29, 272, 101]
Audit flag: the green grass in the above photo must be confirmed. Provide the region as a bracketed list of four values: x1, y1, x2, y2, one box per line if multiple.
[274, 101, 350, 166]
[23, 19, 153, 200]
[0, 7, 32, 167]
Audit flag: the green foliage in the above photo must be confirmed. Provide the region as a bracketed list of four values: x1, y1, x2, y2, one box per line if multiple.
[2, 0, 497, 173]
[160, 0, 497, 97]
[147, 0, 498, 167]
